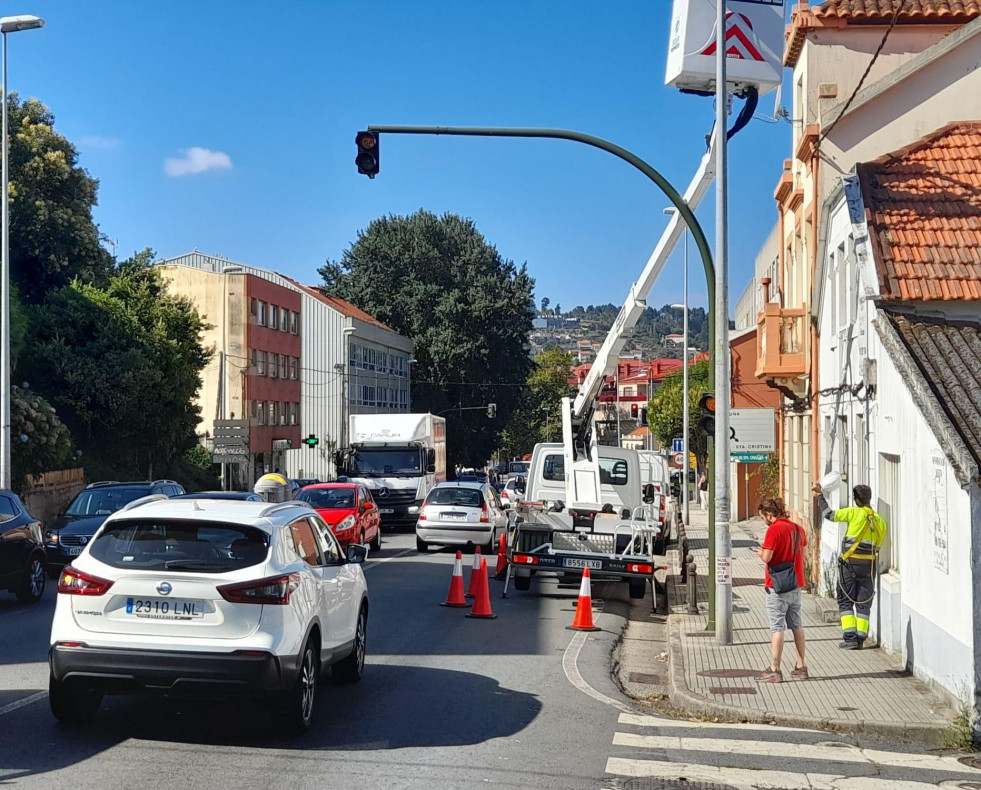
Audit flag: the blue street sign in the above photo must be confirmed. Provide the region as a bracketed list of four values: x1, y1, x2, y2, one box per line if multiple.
[672, 438, 684, 453]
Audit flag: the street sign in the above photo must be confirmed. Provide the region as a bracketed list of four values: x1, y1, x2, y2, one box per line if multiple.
[672, 452, 685, 467]
[689, 452, 697, 469]
[211, 446, 249, 464]
[672, 438, 684, 453]
[729, 408, 776, 453]
[213, 419, 250, 449]
[732, 451, 769, 463]
[272, 439, 292, 451]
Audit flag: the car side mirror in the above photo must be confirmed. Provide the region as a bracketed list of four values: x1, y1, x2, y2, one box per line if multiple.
[347, 544, 368, 564]
[642, 483, 657, 504]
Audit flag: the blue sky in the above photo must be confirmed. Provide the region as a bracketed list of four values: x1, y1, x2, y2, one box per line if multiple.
[14, 0, 793, 311]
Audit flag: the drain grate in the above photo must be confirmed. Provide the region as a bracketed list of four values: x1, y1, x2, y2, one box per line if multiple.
[958, 757, 981, 771]
[697, 669, 762, 679]
[623, 779, 738, 790]
[629, 672, 663, 685]
[708, 686, 757, 695]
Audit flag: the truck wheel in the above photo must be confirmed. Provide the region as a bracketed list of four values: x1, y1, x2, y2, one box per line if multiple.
[514, 573, 531, 592]
[49, 673, 102, 725]
[628, 579, 648, 600]
[415, 537, 429, 552]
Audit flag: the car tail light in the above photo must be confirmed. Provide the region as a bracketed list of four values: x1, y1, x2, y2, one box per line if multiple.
[513, 554, 538, 565]
[218, 573, 301, 605]
[627, 563, 654, 574]
[418, 507, 427, 521]
[57, 565, 114, 596]
[55, 641, 86, 648]
[479, 502, 490, 523]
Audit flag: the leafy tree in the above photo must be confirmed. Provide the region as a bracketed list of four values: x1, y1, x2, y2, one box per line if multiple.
[6, 95, 113, 303]
[647, 359, 710, 469]
[540, 296, 550, 315]
[11, 384, 75, 488]
[498, 348, 575, 458]
[320, 211, 535, 467]
[19, 250, 212, 480]
[554, 303, 561, 316]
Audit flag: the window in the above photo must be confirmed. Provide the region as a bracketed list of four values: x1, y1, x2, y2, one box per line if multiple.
[379, 351, 388, 371]
[543, 454, 565, 482]
[349, 342, 359, 369]
[361, 385, 376, 406]
[257, 401, 266, 425]
[290, 311, 298, 334]
[250, 349, 257, 371]
[280, 355, 288, 379]
[598, 458, 628, 486]
[378, 387, 388, 407]
[257, 301, 267, 326]
[280, 308, 288, 332]
[269, 353, 278, 378]
[269, 402, 277, 426]
[269, 305, 279, 331]
[290, 402, 298, 426]
[879, 453, 900, 573]
[257, 350, 267, 376]
[399, 388, 409, 409]
[837, 242, 848, 332]
[250, 298, 258, 317]
[289, 357, 298, 380]
[311, 517, 342, 563]
[0, 494, 18, 522]
[289, 519, 324, 566]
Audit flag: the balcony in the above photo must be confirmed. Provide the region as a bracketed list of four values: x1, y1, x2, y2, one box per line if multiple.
[756, 303, 808, 392]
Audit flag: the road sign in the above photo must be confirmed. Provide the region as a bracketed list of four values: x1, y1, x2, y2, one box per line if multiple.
[672, 452, 685, 467]
[211, 446, 249, 464]
[732, 451, 769, 463]
[729, 408, 775, 453]
[689, 452, 697, 469]
[672, 438, 684, 453]
[213, 419, 250, 449]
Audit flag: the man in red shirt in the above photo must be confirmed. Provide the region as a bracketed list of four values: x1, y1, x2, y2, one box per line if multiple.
[752, 497, 807, 683]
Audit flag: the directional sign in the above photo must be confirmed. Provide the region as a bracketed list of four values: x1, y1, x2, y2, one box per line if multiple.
[213, 419, 250, 449]
[733, 451, 769, 463]
[729, 408, 776, 453]
[672, 438, 684, 453]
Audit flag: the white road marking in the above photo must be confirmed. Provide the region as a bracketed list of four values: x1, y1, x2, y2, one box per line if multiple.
[617, 711, 817, 733]
[561, 630, 634, 714]
[612, 732, 978, 774]
[0, 691, 46, 717]
[605, 755, 971, 790]
[363, 547, 415, 569]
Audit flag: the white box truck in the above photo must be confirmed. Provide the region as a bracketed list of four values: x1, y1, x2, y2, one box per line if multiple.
[340, 414, 447, 528]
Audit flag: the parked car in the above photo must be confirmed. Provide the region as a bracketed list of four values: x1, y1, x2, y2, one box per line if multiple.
[172, 491, 263, 502]
[294, 483, 380, 551]
[0, 490, 46, 603]
[499, 478, 524, 508]
[44, 480, 185, 578]
[289, 479, 321, 496]
[48, 497, 370, 733]
[415, 481, 509, 553]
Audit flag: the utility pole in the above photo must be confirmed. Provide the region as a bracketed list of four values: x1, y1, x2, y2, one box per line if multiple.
[714, 0, 733, 646]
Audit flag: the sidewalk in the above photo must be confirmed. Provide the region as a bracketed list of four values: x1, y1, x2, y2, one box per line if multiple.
[622, 507, 962, 745]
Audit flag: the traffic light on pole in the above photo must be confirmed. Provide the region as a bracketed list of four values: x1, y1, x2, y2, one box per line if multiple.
[697, 391, 716, 435]
[355, 130, 379, 178]
[486, 403, 497, 418]
[630, 403, 638, 418]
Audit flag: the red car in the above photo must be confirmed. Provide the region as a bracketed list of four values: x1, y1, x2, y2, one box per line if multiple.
[295, 483, 381, 550]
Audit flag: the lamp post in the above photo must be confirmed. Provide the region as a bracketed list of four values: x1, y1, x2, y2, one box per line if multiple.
[666, 206, 691, 527]
[0, 14, 43, 490]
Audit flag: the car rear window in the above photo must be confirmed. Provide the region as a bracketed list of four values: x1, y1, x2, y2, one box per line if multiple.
[88, 519, 269, 572]
[427, 487, 482, 508]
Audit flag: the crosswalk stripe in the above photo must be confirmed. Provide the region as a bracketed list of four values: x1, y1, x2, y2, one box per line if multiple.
[605, 757, 965, 790]
[611, 732, 978, 775]
[617, 711, 815, 733]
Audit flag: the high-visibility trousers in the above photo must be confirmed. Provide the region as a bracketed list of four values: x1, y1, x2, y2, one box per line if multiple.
[837, 558, 874, 644]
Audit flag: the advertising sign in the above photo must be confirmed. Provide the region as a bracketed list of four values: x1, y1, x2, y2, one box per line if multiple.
[729, 408, 776, 453]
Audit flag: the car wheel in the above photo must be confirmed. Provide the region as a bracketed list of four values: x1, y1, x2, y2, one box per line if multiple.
[279, 640, 318, 735]
[333, 603, 367, 683]
[49, 673, 101, 725]
[369, 528, 381, 552]
[628, 579, 648, 599]
[16, 554, 46, 604]
[415, 537, 428, 552]
[514, 573, 531, 592]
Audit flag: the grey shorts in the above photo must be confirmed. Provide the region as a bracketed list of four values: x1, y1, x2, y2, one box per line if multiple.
[765, 587, 802, 632]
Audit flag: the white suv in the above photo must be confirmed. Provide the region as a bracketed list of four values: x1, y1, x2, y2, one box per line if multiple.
[48, 496, 369, 734]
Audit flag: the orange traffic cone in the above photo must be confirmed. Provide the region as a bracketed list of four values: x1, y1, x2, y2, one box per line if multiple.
[566, 567, 600, 631]
[466, 545, 483, 598]
[440, 550, 468, 608]
[466, 558, 498, 619]
[494, 533, 508, 579]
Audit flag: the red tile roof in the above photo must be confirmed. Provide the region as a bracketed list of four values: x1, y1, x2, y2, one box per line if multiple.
[278, 275, 393, 330]
[856, 122, 981, 302]
[812, 0, 981, 21]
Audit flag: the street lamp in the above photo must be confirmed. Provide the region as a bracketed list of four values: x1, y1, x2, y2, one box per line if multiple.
[0, 14, 43, 490]
[666, 205, 691, 527]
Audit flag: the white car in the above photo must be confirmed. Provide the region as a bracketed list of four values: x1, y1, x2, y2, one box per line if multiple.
[499, 478, 524, 508]
[48, 496, 369, 733]
[416, 481, 509, 553]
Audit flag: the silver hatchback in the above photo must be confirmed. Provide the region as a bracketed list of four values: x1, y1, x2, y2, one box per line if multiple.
[415, 482, 508, 553]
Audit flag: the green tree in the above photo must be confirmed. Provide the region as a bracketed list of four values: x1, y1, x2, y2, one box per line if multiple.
[498, 348, 575, 458]
[647, 359, 710, 469]
[6, 95, 113, 303]
[19, 250, 212, 480]
[540, 296, 550, 315]
[10, 385, 75, 489]
[320, 211, 535, 467]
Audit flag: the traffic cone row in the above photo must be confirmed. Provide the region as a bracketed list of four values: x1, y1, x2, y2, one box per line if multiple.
[566, 567, 600, 631]
[439, 549, 497, 618]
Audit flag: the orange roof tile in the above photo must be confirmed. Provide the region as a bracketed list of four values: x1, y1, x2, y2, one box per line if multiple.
[277, 274, 393, 330]
[812, 0, 981, 21]
[857, 122, 981, 302]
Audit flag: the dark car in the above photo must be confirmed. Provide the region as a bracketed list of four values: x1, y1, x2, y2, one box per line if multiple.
[289, 478, 321, 495]
[44, 480, 185, 577]
[172, 491, 263, 502]
[0, 490, 46, 603]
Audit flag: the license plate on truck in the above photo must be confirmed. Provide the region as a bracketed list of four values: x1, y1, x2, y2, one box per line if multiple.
[379, 508, 394, 514]
[563, 558, 602, 570]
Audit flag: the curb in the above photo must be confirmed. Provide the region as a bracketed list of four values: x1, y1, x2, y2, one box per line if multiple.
[664, 615, 953, 747]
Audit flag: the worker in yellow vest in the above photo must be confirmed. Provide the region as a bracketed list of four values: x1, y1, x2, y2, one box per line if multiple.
[813, 483, 887, 650]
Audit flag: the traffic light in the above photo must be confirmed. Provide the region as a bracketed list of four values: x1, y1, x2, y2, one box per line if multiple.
[302, 434, 319, 448]
[697, 391, 716, 435]
[630, 403, 638, 418]
[486, 403, 497, 418]
[640, 407, 648, 425]
[355, 130, 379, 178]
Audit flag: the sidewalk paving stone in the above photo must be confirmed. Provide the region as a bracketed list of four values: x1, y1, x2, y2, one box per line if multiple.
[657, 507, 960, 744]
